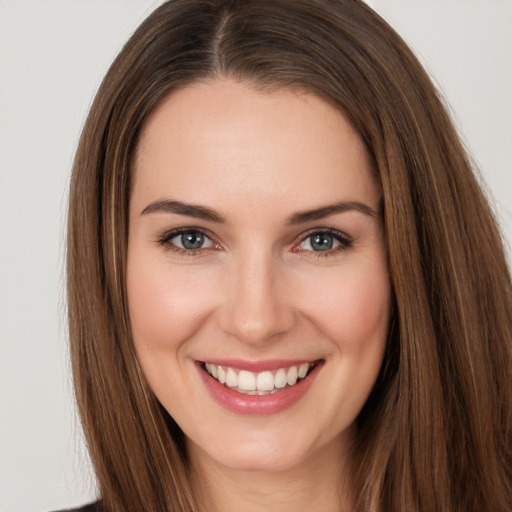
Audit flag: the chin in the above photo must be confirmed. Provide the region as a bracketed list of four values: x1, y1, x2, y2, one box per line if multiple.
[210, 449, 306, 474]
[188, 426, 334, 474]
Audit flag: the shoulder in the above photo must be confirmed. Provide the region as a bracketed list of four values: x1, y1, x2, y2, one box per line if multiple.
[52, 502, 101, 512]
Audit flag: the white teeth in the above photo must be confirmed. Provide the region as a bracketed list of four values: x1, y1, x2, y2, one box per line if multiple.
[274, 368, 287, 388]
[298, 363, 309, 379]
[287, 366, 298, 386]
[238, 370, 256, 391]
[256, 371, 274, 391]
[205, 363, 218, 379]
[226, 367, 238, 387]
[204, 361, 316, 392]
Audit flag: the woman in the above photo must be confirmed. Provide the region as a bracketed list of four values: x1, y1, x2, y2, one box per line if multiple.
[66, 0, 512, 511]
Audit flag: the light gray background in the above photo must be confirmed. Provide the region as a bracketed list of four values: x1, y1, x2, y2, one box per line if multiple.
[1, 1, 510, 511]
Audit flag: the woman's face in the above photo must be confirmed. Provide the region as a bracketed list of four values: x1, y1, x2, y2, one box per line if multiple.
[127, 79, 390, 473]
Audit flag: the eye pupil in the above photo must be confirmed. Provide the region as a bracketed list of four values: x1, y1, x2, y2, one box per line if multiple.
[181, 232, 204, 250]
[311, 233, 333, 251]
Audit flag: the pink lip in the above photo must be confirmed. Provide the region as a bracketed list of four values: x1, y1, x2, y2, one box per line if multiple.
[201, 358, 316, 372]
[197, 360, 323, 415]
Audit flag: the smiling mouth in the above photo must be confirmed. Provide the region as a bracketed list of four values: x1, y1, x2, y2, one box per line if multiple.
[201, 361, 320, 395]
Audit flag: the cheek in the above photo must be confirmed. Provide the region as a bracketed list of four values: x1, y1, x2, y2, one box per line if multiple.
[127, 256, 219, 352]
[299, 262, 390, 423]
[300, 261, 391, 351]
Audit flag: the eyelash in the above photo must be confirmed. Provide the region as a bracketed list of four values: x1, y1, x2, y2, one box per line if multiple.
[156, 227, 220, 257]
[294, 227, 353, 258]
[156, 227, 353, 257]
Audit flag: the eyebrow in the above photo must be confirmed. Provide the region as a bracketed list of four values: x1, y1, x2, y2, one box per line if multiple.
[285, 201, 379, 225]
[140, 198, 378, 224]
[141, 199, 226, 223]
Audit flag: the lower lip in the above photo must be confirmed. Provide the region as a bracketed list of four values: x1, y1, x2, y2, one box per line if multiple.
[197, 362, 322, 415]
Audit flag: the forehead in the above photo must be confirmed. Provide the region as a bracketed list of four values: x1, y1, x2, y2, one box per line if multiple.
[132, 78, 379, 214]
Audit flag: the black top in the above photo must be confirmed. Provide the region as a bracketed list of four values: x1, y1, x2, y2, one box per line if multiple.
[54, 502, 100, 512]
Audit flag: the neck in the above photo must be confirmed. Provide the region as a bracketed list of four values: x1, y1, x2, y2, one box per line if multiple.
[188, 435, 355, 512]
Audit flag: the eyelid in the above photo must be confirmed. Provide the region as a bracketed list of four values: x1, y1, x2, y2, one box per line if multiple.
[156, 226, 353, 257]
[170, 231, 214, 249]
[156, 226, 222, 254]
[292, 227, 353, 254]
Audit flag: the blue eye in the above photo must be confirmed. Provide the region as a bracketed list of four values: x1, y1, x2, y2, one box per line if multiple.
[308, 233, 336, 251]
[298, 230, 351, 253]
[178, 231, 206, 250]
[162, 230, 215, 251]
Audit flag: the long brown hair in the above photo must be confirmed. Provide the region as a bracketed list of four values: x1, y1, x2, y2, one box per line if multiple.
[67, 1, 512, 510]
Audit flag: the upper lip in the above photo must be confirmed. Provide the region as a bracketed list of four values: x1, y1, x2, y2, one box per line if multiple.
[197, 358, 322, 372]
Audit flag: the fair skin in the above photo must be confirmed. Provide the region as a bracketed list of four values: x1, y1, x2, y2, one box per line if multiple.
[127, 78, 391, 512]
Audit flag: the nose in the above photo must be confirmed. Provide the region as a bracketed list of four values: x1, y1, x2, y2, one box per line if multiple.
[218, 249, 296, 346]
